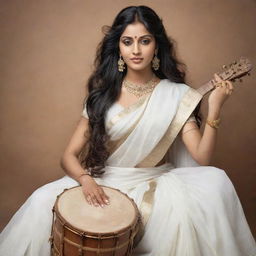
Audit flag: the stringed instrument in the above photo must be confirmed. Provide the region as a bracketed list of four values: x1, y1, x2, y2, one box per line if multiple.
[197, 57, 252, 96]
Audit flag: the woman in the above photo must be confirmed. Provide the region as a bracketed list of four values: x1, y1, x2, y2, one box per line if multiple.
[0, 5, 255, 256]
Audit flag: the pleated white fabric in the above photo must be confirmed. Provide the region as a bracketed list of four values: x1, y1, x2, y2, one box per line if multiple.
[0, 79, 255, 256]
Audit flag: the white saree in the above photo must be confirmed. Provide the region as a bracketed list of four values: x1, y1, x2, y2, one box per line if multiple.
[0, 79, 255, 256]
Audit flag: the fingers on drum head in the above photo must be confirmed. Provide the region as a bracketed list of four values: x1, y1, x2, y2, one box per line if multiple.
[86, 195, 92, 204]
[90, 194, 100, 207]
[97, 188, 110, 204]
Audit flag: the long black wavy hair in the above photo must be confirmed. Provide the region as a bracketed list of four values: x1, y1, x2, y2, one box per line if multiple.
[79, 5, 201, 176]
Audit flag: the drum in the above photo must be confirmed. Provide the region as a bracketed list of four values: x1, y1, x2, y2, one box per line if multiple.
[50, 186, 141, 256]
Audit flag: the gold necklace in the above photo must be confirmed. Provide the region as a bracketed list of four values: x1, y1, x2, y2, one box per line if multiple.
[122, 74, 159, 98]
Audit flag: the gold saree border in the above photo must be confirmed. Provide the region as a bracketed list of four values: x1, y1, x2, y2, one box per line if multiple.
[134, 178, 157, 246]
[106, 94, 149, 131]
[106, 93, 153, 155]
[139, 179, 157, 227]
[134, 88, 202, 243]
[136, 88, 203, 167]
[107, 115, 142, 155]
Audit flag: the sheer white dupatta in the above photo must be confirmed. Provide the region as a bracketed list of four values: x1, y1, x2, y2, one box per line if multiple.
[105, 79, 189, 167]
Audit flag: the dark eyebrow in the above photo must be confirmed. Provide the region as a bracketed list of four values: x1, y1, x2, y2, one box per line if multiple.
[120, 34, 153, 39]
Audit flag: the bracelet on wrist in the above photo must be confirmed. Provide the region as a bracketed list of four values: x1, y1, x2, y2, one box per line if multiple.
[78, 172, 91, 183]
[206, 118, 221, 129]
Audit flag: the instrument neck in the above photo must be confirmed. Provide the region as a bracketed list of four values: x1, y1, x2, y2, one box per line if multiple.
[196, 79, 215, 96]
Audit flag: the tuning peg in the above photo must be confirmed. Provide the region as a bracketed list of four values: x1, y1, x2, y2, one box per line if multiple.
[247, 72, 251, 76]
[222, 65, 227, 69]
[233, 61, 237, 65]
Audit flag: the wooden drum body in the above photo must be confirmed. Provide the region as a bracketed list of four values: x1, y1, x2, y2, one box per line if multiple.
[50, 186, 141, 256]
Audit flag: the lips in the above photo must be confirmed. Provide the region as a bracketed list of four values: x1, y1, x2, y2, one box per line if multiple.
[130, 58, 143, 63]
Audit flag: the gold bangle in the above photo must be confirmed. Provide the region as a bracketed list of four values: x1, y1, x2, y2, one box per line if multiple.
[78, 173, 91, 182]
[206, 118, 221, 129]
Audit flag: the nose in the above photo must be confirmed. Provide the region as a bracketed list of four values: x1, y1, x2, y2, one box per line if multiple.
[132, 41, 141, 55]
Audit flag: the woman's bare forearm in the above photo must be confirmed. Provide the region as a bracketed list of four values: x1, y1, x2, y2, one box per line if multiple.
[194, 107, 221, 165]
[60, 117, 109, 207]
[60, 117, 91, 183]
[60, 153, 88, 182]
[182, 74, 233, 165]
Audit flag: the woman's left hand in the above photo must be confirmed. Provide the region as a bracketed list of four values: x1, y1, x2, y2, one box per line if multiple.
[208, 73, 234, 113]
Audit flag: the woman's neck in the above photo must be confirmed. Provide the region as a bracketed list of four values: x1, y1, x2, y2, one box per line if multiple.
[124, 68, 155, 84]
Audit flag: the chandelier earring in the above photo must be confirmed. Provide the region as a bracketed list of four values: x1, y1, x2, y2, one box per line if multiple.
[152, 49, 160, 71]
[118, 54, 126, 72]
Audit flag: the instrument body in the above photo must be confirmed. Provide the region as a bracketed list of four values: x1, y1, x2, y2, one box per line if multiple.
[50, 186, 141, 256]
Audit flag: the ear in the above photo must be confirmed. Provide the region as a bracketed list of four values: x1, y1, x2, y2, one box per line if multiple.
[154, 48, 158, 55]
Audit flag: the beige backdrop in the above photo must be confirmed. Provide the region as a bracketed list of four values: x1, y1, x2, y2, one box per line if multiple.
[0, 0, 255, 236]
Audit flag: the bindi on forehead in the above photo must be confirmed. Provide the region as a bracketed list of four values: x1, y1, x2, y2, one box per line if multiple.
[121, 23, 153, 39]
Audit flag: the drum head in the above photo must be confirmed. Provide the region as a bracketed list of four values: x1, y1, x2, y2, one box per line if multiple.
[57, 186, 136, 233]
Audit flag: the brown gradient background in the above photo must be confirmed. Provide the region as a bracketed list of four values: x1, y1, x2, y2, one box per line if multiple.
[0, 0, 255, 236]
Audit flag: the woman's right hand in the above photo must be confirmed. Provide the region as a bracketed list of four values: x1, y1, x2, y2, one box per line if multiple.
[79, 175, 110, 208]
[208, 73, 234, 114]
